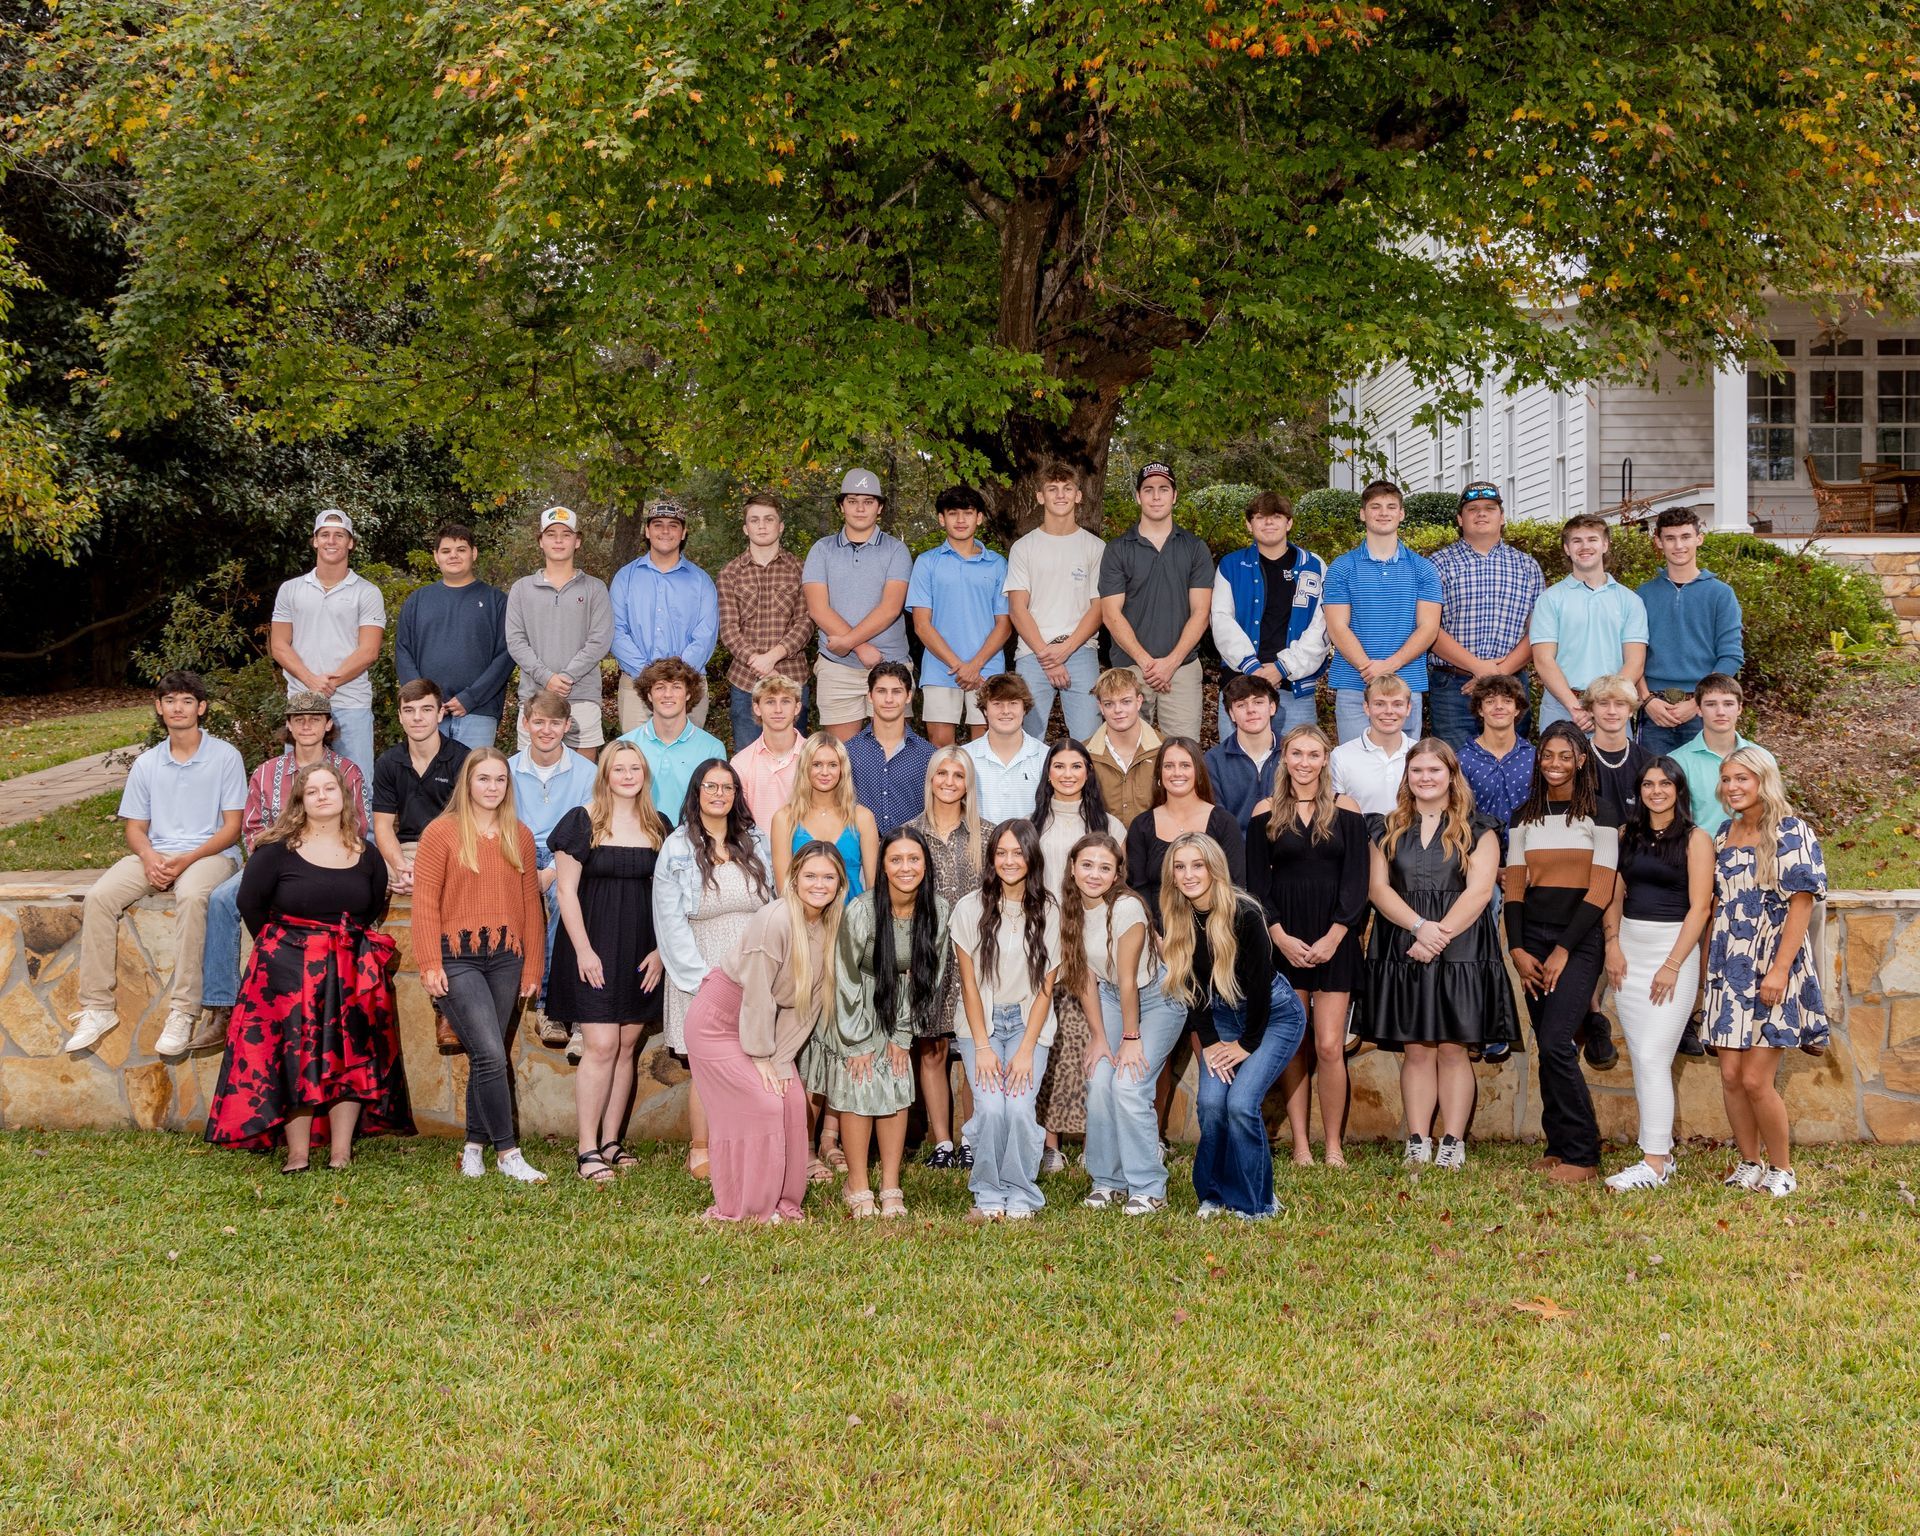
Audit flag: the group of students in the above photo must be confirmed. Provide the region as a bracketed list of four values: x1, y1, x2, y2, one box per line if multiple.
[59, 465, 1827, 1212]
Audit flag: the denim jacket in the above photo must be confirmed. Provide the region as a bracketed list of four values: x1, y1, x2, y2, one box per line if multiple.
[652, 822, 774, 995]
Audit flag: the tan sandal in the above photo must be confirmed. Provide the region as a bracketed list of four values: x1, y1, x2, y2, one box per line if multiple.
[877, 1188, 907, 1220]
[842, 1188, 877, 1219]
[686, 1142, 711, 1181]
[807, 1156, 835, 1184]
[820, 1137, 849, 1174]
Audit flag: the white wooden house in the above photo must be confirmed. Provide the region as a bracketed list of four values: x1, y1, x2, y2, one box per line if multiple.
[1328, 298, 1920, 537]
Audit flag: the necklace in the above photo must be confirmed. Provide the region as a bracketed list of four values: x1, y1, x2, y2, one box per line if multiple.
[1591, 739, 1632, 770]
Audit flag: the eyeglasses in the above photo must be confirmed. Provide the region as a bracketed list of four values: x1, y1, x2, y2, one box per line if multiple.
[700, 781, 734, 795]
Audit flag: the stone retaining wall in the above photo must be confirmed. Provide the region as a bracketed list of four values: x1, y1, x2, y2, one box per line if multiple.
[2, 879, 1917, 1146]
[1825, 549, 1920, 648]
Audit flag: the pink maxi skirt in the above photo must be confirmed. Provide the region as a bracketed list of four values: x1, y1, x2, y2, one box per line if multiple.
[684, 971, 809, 1222]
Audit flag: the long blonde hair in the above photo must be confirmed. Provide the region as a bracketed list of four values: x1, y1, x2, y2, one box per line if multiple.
[1381, 738, 1477, 872]
[1720, 745, 1796, 889]
[257, 763, 365, 856]
[1158, 833, 1252, 1009]
[588, 742, 669, 849]
[921, 745, 984, 865]
[443, 748, 525, 874]
[781, 840, 847, 1031]
[1264, 723, 1338, 844]
[780, 731, 859, 836]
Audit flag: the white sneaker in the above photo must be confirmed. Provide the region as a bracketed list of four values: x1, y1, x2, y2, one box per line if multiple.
[1002, 1208, 1036, 1221]
[153, 1009, 197, 1057]
[1122, 1194, 1168, 1217]
[497, 1148, 548, 1184]
[1195, 1199, 1226, 1219]
[1605, 1159, 1673, 1192]
[459, 1144, 486, 1179]
[63, 1008, 119, 1054]
[1403, 1133, 1432, 1166]
[1760, 1166, 1798, 1198]
[1433, 1134, 1467, 1171]
[564, 1028, 584, 1065]
[1038, 1148, 1068, 1175]
[1723, 1160, 1766, 1191]
[1081, 1187, 1125, 1210]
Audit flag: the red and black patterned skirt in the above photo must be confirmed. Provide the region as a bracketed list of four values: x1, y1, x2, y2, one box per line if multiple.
[205, 914, 414, 1150]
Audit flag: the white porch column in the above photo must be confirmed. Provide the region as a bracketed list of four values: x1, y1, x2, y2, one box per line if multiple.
[1711, 360, 1749, 531]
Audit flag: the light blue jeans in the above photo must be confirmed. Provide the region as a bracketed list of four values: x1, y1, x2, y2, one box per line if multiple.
[1218, 685, 1320, 740]
[1537, 692, 1576, 731]
[1016, 646, 1102, 742]
[1333, 688, 1422, 745]
[331, 706, 376, 786]
[440, 712, 499, 749]
[199, 867, 246, 1009]
[1084, 975, 1187, 1200]
[1191, 977, 1306, 1215]
[955, 1004, 1051, 1214]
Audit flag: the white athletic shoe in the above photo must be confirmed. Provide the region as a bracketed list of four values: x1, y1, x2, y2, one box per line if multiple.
[63, 1009, 119, 1055]
[1403, 1133, 1433, 1167]
[1605, 1159, 1673, 1192]
[153, 1009, 197, 1057]
[1433, 1134, 1467, 1171]
[1723, 1160, 1766, 1191]
[459, 1144, 486, 1179]
[497, 1149, 548, 1184]
[564, 1027, 584, 1065]
[1195, 1200, 1226, 1219]
[1038, 1148, 1068, 1175]
[1081, 1187, 1126, 1210]
[1121, 1195, 1168, 1217]
[1760, 1166, 1799, 1198]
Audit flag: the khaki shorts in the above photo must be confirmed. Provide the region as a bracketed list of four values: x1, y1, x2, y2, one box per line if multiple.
[517, 698, 605, 753]
[920, 684, 986, 727]
[813, 657, 872, 727]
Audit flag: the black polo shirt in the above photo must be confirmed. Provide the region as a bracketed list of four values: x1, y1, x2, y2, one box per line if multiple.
[371, 737, 470, 842]
[1097, 524, 1216, 661]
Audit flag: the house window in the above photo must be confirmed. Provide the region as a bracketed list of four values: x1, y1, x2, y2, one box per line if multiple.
[1386, 430, 1398, 482]
[1809, 368, 1864, 481]
[1876, 339, 1920, 469]
[1458, 416, 1474, 484]
[1551, 392, 1568, 519]
[1747, 341, 1795, 482]
[1502, 404, 1516, 506]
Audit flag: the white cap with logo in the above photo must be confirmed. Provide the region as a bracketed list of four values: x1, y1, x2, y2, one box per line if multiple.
[539, 505, 579, 532]
[312, 508, 355, 535]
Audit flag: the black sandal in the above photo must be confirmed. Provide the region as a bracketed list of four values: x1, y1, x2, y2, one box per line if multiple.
[576, 1151, 616, 1184]
[280, 1162, 310, 1177]
[600, 1140, 641, 1173]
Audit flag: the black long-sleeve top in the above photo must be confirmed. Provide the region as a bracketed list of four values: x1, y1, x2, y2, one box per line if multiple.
[1180, 898, 1275, 1051]
[1244, 804, 1371, 940]
[237, 840, 390, 937]
[1126, 805, 1246, 927]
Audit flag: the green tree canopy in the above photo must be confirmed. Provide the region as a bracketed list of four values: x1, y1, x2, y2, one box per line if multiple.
[22, 0, 1920, 534]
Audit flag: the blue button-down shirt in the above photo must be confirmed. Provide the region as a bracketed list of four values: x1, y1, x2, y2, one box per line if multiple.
[1428, 539, 1545, 665]
[618, 718, 729, 826]
[1203, 733, 1281, 840]
[1457, 735, 1536, 858]
[846, 724, 936, 836]
[608, 553, 719, 677]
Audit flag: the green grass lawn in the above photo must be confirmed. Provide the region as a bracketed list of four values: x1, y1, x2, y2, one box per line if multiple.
[0, 791, 125, 871]
[1822, 772, 1920, 890]
[5, 1132, 1918, 1533]
[0, 705, 150, 782]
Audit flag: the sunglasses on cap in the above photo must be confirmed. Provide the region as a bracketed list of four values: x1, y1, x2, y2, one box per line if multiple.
[1459, 485, 1502, 504]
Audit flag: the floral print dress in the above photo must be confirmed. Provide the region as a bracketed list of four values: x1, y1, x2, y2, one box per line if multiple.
[1703, 815, 1830, 1051]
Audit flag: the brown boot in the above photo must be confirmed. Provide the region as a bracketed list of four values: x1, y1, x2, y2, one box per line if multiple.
[1547, 1162, 1598, 1184]
[534, 1009, 571, 1049]
[1528, 1153, 1563, 1173]
[436, 1014, 463, 1052]
[188, 1007, 231, 1052]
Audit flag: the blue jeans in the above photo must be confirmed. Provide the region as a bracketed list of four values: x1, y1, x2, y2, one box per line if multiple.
[1016, 647, 1102, 742]
[1334, 689, 1422, 746]
[729, 684, 809, 751]
[331, 706, 376, 786]
[1426, 669, 1531, 753]
[1217, 685, 1319, 740]
[440, 712, 499, 749]
[199, 868, 246, 1009]
[539, 877, 562, 1009]
[1638, 715, 1703, 758]
[955, 1004, 1051, 1214]
[1085, 976, 1187, 1200]
[1191, 977, 1305, 1215]
[1537, 692, 1576, 731]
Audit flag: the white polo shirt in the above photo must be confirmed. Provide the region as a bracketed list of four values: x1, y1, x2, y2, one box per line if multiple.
[271, 568, 386, 711]
[1329, 730, 1413, 817]
[962, 731, 1050, 826]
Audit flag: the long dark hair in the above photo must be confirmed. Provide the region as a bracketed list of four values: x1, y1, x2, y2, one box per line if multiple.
[1621, 756, 1696, 869]
[678, 758, 772, 902]
[1149, 736, 1216, 808]
[976, 818, 1052, 995]
[1512, 721, 1599, 827]
[1032, 738, 1112, 836]
[871, 827, 944, 1033]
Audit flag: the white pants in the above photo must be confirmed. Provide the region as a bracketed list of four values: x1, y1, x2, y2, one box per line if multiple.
[1616, 917, 1699, 1158]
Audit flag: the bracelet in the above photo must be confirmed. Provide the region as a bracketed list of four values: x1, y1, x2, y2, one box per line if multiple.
[1122, 1033, 1142, 1042]
[1657, 961, 1679, 972]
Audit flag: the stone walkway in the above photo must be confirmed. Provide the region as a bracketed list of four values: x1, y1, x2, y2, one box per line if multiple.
[0, 747, 142, 830]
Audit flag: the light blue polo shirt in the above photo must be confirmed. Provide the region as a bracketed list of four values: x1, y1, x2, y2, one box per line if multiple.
[617, 718, 728, 827]
[905, 541, 1010, 690]
[1668, 733, 1774, 835]
[508, 747, 598, 866]
[1529, 574, 1650, 691]
[1322, 541, 1444, 693]
[117, 732, 248, 859]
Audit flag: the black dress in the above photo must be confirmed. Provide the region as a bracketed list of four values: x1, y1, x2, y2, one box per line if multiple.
[1125, 804, 1246, 927]
[1245, 803, 1370, 993]
[544, 806, 664, 1026]
[1361, 812, 1518, 1048]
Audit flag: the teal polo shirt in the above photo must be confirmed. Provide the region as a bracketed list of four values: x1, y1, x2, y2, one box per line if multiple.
[1529, 574, 1650, 691]
[1668, 733, 1774, 834]
[618, 719, 728, 827]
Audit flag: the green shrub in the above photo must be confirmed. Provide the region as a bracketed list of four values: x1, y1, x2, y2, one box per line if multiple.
[1293, 487, 1361, 523]
[1177, 483, 1262, 558]
[1402, 491, 1460, 528]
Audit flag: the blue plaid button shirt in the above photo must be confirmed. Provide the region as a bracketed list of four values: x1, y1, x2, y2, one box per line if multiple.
[1428, 539, 1545, 665]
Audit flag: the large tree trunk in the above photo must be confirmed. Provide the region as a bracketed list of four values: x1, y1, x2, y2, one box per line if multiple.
[989, 392, 1123, 545]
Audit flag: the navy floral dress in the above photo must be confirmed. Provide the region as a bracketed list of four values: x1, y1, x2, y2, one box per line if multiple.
[1703, 815, 1829, 1050]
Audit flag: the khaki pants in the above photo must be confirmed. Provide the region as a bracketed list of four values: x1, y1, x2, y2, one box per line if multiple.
[1139, 658, 1204, 742]
[617, 672, 711, 734]
[80, 853, 233, 1016]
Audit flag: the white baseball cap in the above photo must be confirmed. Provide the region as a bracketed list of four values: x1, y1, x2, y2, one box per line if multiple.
[539, 505, 579, 532]
[312, 508, 355, 535]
